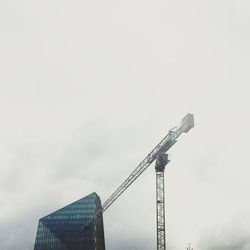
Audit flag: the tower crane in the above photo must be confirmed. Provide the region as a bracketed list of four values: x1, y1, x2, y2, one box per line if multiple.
[83, 114, 194, 250]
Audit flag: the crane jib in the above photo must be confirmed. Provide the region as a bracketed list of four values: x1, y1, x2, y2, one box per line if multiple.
[81, 114, 194, 234]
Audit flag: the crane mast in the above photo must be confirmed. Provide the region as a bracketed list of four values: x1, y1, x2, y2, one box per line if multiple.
[155, 153, 169, 250]
[83, 114, 194, 249]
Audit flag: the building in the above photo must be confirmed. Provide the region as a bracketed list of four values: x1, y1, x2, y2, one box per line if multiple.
[34, 192, 105, 250]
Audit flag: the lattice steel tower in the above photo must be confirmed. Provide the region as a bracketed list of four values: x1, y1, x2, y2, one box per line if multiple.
[155, 153, 169, 250]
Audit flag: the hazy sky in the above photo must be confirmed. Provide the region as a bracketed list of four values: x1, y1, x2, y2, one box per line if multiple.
[1, 0, 250, 249]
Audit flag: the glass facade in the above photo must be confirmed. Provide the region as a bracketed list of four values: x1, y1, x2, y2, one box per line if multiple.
[34, 192, 105, 250]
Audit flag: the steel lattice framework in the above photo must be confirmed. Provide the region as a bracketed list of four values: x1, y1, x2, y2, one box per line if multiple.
[82, 114, 194, 250]
[155, 152, 169, 250]
[156, 171, 165, 250]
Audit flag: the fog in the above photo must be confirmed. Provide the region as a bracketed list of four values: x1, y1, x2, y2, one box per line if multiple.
[1, 0, 250, 249]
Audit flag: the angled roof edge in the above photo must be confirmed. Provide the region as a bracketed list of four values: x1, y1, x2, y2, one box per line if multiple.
[40, 192, 100, 220]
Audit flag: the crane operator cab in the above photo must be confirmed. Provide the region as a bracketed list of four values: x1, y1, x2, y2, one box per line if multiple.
[155, 153, 169, 172]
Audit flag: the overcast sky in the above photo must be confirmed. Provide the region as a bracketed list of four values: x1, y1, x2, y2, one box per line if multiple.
[1, 0, 250, 249]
